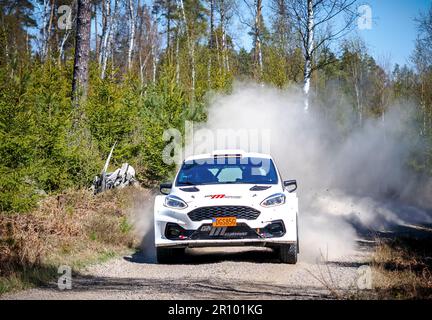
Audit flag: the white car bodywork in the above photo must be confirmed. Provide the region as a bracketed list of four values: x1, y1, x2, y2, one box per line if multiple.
[153, 150, 299, 263]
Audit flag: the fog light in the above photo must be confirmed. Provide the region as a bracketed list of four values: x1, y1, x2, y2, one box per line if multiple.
[259, 220, 286, 238]
[268, 223, 283, 233]
[169, 227, 181, 237]
[165, 223, 189, 240]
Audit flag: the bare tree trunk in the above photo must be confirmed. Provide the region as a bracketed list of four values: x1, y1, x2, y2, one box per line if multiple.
[100, 0, 118, 79]
[58, 28, 72, 64]
[139, 54, 144, 84]
[167, 2, 172, 52]
[175, 28, 180, 84]
[139, 53, 150, 85]
[422, 81, 426, 136]
[208, 0, 214, 86]
[57, 0, 75, 63]
[178, 0, 195, 103]
[25, 31, 29, 56]
[152, 46, 157, 83]
[220, 1, 227, 73]
[253, 0, 263, 80]
[40, 0, 49, 60]
[45, 0, 55, 59]
[99, 0, 109, 65]
[98, 0, 106, 62]
[41, 0, 55, 61]
[303, 0, 314, 112]
[1, 10, 9, 63]
[289, 0, 358, 112]
[136, 4, 144, 85]
[72, 0, 91, 112]
[127, 0, 136, 72]
[215, 27, 221, 68]
[94, 2, 99, 59]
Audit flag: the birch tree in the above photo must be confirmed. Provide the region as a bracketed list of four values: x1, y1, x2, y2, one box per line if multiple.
[207, 0, 215, 85]
[127, 0, 137, 71]
[216, 0, 234, 73]
[99, 0, 118, 79]
[270, 0, 295, 54]
[288, 0, 358, 111]
[38, 0, 55, 61]
[177, 0, 196, 102]
[239, 0, 265, 81]
[413, 5, 432, 138]
[152, 0, 178, 61]
[136, 3, 160, 85]
[253, 0, 263, 80]
[341, 38, 367, 126]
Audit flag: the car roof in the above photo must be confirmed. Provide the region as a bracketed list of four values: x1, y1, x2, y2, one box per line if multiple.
[184, 149, 273, 162]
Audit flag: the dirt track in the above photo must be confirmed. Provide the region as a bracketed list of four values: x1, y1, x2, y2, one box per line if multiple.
[4, 190, 431, 300]
[3, 243, 372, 300]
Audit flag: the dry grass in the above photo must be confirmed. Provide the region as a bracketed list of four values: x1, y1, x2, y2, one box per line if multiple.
[0, 186, 149, 295]
[370, 237, 432, 299]
[305, 239, 432, 300]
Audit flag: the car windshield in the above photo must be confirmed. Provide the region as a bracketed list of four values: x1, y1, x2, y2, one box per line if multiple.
[176, 157, 278, 186]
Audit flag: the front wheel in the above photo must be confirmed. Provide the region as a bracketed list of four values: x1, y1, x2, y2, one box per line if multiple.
[278, 243, 297, 264]
[156, 247, 184, 264]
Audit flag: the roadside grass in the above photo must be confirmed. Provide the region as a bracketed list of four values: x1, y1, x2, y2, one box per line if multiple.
[0, 187, 148, 296]
[305, 236, 432, 300]
[305, 250, 371, 300]
[369, 237, 432, 299]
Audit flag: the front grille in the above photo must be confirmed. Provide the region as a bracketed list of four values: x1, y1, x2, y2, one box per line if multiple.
[187, 206, 261, 221]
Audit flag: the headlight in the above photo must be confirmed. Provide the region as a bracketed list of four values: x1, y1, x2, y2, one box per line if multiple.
[260, 193, 286, 207]
[164, 195, 188, 209]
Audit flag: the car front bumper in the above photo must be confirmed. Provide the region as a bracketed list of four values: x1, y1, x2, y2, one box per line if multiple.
[154, 196, 298, 248]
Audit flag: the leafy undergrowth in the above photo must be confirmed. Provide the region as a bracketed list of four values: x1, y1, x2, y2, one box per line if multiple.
[0, 187, 149, 295]
[370, 237, 432, 299]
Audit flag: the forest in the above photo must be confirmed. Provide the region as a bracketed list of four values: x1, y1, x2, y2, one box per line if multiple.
[1, 0, 432, 212]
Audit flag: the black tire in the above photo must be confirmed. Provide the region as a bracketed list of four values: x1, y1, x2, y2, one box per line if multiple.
[278, 243, 297, 264]
[156, 247, 184, 264]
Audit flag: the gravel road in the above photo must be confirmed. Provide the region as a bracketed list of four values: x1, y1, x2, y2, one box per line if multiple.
[3, 242, 372, 300]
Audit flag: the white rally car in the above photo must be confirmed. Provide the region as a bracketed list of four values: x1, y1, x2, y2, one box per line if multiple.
[154, 150, 299, 264]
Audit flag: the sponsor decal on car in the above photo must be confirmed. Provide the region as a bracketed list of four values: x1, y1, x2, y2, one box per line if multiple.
[205, 194, 242, 199]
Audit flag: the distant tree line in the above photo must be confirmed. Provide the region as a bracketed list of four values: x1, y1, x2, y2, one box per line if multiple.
[0, 0, 431, 212]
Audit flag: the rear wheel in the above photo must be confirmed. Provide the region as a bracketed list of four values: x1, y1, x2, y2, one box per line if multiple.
[278, 243, 297, 264]
[156, 247, 185, 264]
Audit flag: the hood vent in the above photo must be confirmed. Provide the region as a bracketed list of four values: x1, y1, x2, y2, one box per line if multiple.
[249, 185, 271, 191]
[180, 186, 200, 192]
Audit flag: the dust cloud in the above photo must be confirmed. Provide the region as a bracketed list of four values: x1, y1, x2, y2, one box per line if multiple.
[128, 188, 156, 262]
[131, 83, 431, 263]
[187, 83, 432, 262]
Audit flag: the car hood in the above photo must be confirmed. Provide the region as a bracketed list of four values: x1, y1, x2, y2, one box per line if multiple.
[170, 184, 284, 208]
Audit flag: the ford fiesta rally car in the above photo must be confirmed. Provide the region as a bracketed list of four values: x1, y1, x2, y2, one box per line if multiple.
[154, 150, 299, 264]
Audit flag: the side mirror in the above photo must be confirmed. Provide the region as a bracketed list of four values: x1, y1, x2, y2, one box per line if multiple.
[160, 182, 172, 195]
[283, 180, 297, 193]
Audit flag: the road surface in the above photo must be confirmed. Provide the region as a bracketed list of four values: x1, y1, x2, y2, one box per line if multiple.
[3, 243, 372, 300]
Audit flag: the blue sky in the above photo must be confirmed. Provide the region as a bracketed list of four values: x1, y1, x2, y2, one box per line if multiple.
[29, 0, 431, 68]
[359, 0, 431, 67]
[235, 0, 431, 68]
